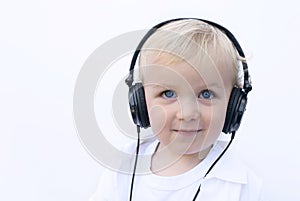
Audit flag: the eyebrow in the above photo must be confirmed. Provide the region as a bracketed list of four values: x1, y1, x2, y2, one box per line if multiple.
[146, 83, 225, 90]
[146, 84, 172, 89]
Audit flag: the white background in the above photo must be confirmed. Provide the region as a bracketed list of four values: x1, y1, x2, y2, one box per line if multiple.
[1, 0, 300, 200]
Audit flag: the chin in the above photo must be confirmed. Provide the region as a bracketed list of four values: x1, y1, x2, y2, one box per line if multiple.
[167, 142, 202, 155]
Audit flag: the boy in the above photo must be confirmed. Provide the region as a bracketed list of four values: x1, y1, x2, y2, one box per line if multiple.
[90, 18, 264, 201]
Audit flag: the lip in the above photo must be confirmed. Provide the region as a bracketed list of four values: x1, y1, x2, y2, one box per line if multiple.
[172, 129, 202, 136]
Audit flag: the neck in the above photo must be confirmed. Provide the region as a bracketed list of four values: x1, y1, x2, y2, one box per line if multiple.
[151, 143, 213, 176]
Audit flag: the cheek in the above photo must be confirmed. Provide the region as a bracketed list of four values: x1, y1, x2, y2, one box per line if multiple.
[148, 105, 167, 134]
[203, 104, 227, 134]
[145, 89, 172, 135]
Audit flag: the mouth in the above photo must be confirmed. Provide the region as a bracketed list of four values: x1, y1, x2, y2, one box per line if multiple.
[172, 129, 202, 136]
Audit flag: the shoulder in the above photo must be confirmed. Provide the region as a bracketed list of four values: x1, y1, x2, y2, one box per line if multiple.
[209, 141, 265, 200]
[89, 168, 118, 201]
[240, 167, 265, 201]
[90, 138, 158, 201]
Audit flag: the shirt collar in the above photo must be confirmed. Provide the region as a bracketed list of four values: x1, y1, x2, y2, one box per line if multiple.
[141, 138, 249, 185]
[205, 141, 248, 184]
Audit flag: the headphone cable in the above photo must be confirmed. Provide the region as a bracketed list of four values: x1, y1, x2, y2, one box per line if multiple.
[192, 131, 236, 201]
[129, 126, 141, 201]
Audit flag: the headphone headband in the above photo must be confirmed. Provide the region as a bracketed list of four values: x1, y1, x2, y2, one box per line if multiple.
[126, 18, 252, 93]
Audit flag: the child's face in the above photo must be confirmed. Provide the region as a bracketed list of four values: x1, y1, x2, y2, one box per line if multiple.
[142, 54, 235, 155]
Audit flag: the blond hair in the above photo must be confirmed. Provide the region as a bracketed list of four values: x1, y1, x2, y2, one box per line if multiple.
[139, 19, 244, 87]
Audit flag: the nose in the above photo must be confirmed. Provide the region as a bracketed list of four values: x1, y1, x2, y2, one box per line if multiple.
[176, 98, 200, 121]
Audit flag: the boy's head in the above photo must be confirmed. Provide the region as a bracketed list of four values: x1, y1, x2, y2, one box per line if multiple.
[128, 19, 249, 155]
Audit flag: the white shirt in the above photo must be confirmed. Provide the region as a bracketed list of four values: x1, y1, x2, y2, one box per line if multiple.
[90, 139, 265, 201]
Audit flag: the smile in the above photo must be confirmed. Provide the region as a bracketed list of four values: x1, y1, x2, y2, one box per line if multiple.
[172, 129, 202, 136]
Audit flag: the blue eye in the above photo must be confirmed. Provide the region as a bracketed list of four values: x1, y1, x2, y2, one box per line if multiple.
[199, 90, 214, 99]
[162, 90, 177, 99]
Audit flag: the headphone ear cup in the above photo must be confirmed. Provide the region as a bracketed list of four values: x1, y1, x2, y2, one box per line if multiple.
[128, 83, 150, 128]
[222, 87, 248, 134]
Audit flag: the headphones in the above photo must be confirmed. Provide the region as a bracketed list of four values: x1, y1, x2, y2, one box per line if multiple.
[125, 18, 252, 134]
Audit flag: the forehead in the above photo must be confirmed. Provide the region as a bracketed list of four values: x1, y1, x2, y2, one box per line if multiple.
[140, 53, 235, 88]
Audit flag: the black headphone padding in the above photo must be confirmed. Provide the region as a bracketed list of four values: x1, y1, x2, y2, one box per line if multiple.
[222, 87, 248, 133]
[128, 83, 150, 128]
